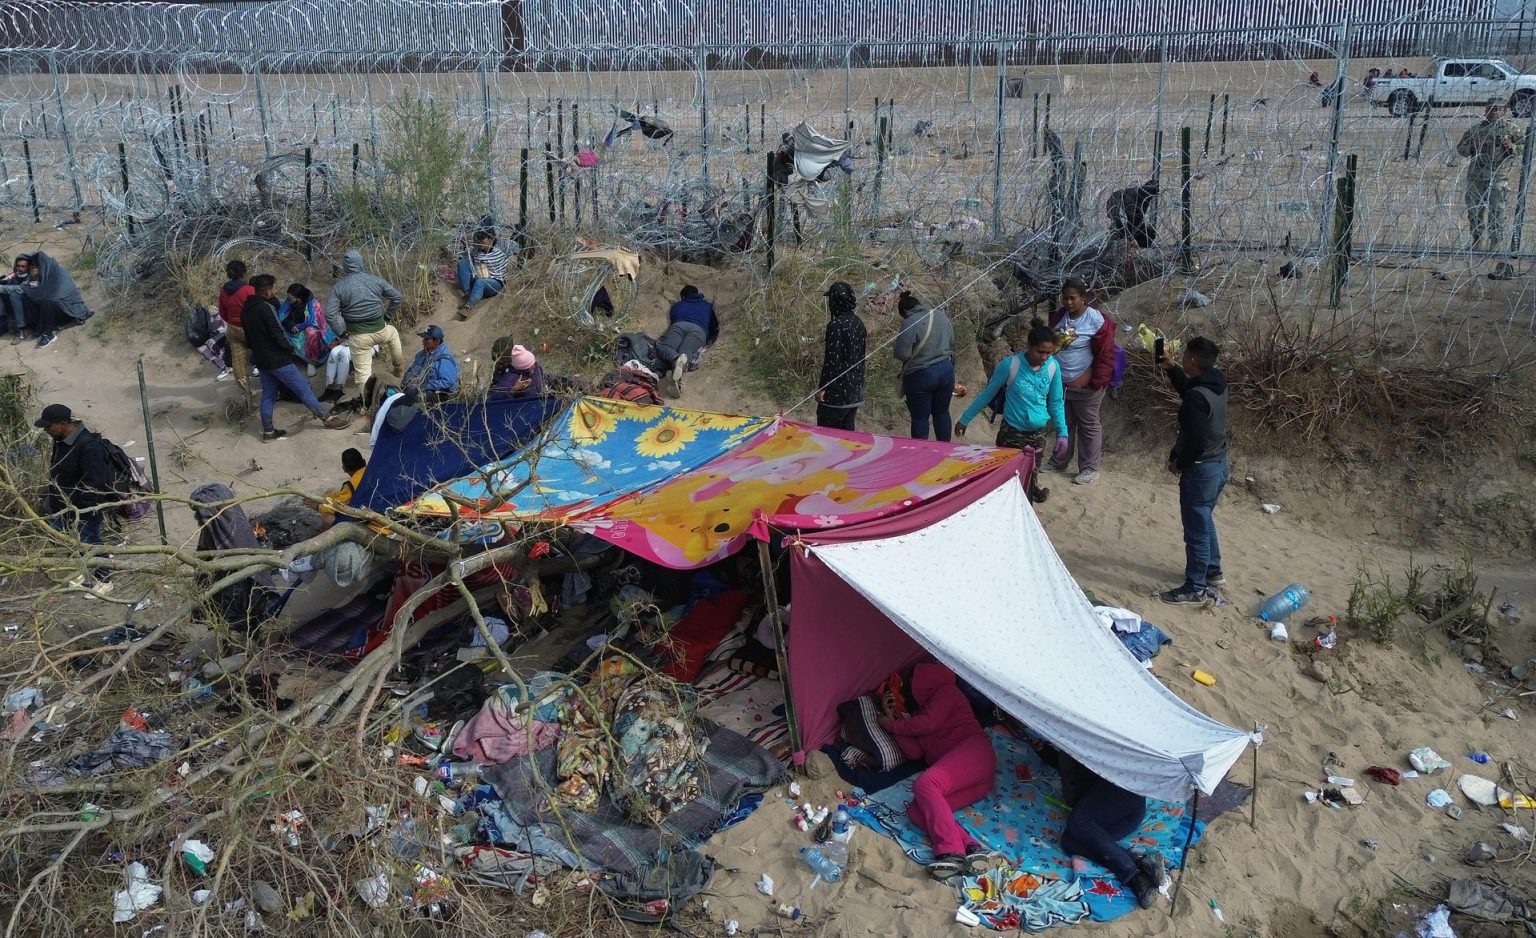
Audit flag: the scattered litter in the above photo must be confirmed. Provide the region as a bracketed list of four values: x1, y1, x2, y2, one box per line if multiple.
[1499, 602, 1521, 626]
[1303, 791, 1318, 804]
[1464, 842, 1497, 865]
[1501, 823, 1532, 844]
[1314, 627, 1338, 650]
[1261, 503, 1281, 514]
[179, 838, 216, 876]
[1457, 774, 1504, 807]
[788, 782, 802, 798]
[1409, 748, 1452, 774]
[354, 867, 390, 908]
[1415, 904, 1455, 938]
[112, 862, 162, 923]
[756, 873, 775, 896]
[1208, 897, 1225, 922]
[1425, 789, 1452, 808]
[1465, 662, 1487, 673]
[1365, 766, 1402, 785]
[1447, 805, 1463, 820]
[1500, 708, 1518, 721]
[956, 907, 982, 926]
[191, 889, 212, 905]
[775, 903, 802, 921]
[1360, 838, 1378, 850]
[1404, 770, 1420, 779]
[243, 910, 263, 933]
[250, 880, 283, 915]
[1179, 288, 1212, 308]
[1326, 775, 1355, 788]
[2, 687, 42, 713]
[724, 920, 740, 936]
[1269, 622, 1288, 641]
[1468, 752, 1491, 764]
[1191, 669, 1216, 686]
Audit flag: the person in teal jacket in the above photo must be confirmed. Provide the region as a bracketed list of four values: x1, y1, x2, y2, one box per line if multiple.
[956, 319, 1068, 502]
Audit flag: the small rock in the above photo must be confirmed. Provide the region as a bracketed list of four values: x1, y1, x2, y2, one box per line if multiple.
[1216, 639, 1232, 650]
[1464, 646, 1485, 665]
[1465, 842, 1497, 865]
[250, 881, 283, 915]
[1179, 288, 1212, 309]
[1305, 660, 1334, 684]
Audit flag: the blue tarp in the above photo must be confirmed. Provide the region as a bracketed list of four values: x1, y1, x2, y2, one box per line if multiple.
[352, 396, 561, 514]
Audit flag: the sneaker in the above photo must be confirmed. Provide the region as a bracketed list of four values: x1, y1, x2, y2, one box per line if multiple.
[963, 845, 994, 873]
[666, 354, 688, 398]
[306, 364, 318, 378]
[262, 429, 288, 443]
[1072, 469, 1099, 485]
[9, 332, 23, 346]
[1206, 572, 1226, 586]
[926, 854, 964, 880]
[1159, 586, 1206, 605]
[322, 413, 351, 429]
[216, 368, 233, 382]
[320, 386, 345, 403]
[1128, 871, 1159, 910]
[1134, 850, 1167, 893]
[35, 333, 55, 349]
[1046, 460, 1071, 473]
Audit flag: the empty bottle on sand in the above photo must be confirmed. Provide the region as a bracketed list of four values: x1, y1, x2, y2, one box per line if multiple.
[1257, 583, 1310, 622]
[800, 845, 844, 885]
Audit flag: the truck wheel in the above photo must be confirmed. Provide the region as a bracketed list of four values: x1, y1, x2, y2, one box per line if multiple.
[1388, 90, 1416, 118]
[1512, 91, 1535, 118]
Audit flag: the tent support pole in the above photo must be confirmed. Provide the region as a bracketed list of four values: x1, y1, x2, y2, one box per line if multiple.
[1169, 788, 1201, 917]
[1250, 739, 1258, 830]
[756, 538, 802, 755]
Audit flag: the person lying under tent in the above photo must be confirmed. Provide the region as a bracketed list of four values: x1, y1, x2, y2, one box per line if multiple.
[1055, 752, 1166, 909]
[881, 662, 996, 880]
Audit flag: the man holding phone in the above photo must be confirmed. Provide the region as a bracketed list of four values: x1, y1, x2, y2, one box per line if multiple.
[1158, 336, 1230, 604]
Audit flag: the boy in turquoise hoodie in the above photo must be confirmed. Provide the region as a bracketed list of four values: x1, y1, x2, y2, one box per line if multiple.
[956, 320, 1068, 502]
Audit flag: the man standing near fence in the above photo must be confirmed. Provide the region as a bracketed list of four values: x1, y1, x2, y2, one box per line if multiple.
[326, 250, 405, 388]
[1457, 103, 1526, 252]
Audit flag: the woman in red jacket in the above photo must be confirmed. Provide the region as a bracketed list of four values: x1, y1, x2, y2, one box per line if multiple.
[883, 662, 996, 879]
[1047, 278, 1116, 485]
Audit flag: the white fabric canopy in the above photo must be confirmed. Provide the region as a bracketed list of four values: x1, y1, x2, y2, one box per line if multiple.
[809, 479, 1254, 801]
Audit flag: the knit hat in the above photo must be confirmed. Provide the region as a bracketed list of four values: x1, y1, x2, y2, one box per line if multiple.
[508, 344, 537, 371]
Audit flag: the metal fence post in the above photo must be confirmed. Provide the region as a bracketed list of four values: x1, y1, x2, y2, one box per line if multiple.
[1327, 154, 1358, 308]
[254, 62, 273, 161]
[764, 151, 776, 275]
[49, 54, 83, 212]
[480, 58, 496, 219]
[1318, 17, 1352, 253]
[698, 43, 710, 183]
[992, 39, 1006, 238]
[117, 143, 134, 236]
[1179, 126, 1194, 272]
[1507, 108, 1536, 256]
[21, 139, 39, 223]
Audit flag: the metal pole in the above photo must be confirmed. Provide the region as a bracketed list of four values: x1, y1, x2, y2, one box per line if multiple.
[1203, 93, 1215, 156]
[351, 142, 359, 185]
[1220, 93, 1229, 156]
[481, 60, 496, 219]
[21, 139, 39, 223]
[556, 100, 565, 221]
[254, 63, 273, 161]
[966, 37, 976, 104]
[544, 144, 556, 224]
[136, 358, 168, 547]
[518, 147, 529, 243]
[1180, 126, 1194, 273]
[698, 43, 710, 182]
[49, 54, 83, 212]
[873, 115, 888, 219]
[844, 42, 853, 144]
[1152, 36, 1169, 190]
[1031, 91, 1040, 158]
[1402, 107, 1418, 160]
[573, 102, 582, 226]
[1318, 17, 1352, 253]
[992, 40, 1006, 238]
[117, 143, 134, 237]
[764, 150, 776, 275]
[755, 539, 801, 754]
[1327, 153, 1357, 308]
[1507, 107, 1536, 255]
[303, 147, 313, 262]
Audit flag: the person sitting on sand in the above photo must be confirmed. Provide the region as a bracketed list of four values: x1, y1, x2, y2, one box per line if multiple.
[456, 230, 511, 312]
[242, 274, 352, 442]
[881, 662, 996, 880]
[402, 324, 460, 402]
[315, 447, 367, 530]
[1056, 753, 1165, 910]
[488, 337, 545, 400]
[279, 282, 350, 402]
[1, 255, 36, 344]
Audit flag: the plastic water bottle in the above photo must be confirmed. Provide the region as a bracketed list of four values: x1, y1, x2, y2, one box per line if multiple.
[799, 845, 843, 885]
[1257, 583, 1310, 622]
[830, 807, 852, 843]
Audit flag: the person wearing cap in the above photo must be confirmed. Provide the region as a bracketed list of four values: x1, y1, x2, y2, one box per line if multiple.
[815, 281, 867, 430]
[243, 274, 353, 442]
[35, 403, 117, 593]
[402, 324, 460, 401]
[489, 337, 545, 400]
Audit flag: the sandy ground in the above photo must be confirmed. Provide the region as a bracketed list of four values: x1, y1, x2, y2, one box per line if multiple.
[4, 59, 1536, 929]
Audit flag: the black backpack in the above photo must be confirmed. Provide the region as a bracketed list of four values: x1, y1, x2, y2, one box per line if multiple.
[185, 304, 212, 348]
[98, 434, 154, 519]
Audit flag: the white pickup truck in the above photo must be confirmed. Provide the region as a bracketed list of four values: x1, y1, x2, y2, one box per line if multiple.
[1366, 58, 1536, 117]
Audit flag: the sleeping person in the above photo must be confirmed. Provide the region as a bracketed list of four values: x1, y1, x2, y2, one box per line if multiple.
[881, 662, 996, 879]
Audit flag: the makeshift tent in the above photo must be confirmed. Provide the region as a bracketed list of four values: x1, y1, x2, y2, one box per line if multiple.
[352, 395, 558, 515]
[400, 397, 1256, 800]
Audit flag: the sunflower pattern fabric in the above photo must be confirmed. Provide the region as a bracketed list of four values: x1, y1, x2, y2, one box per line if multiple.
[402, 398, 770, 521]
[578, 419, 1018, 568]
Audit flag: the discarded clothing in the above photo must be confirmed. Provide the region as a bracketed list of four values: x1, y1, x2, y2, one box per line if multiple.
[453, 681, 564, 766]
[315, 539, 374, 588]
[33, 727, 179, 783]
[190, 483, 279, 632]
[1115, 623, 1172, 663]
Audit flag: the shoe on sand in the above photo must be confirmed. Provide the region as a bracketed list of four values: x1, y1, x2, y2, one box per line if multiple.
[1160, 586, 1205, 605]
[926, 854, 964, 880]
[262, 429, 288, 443]
[322, 414, 351, 429]
[1072, 469, 1099, 485]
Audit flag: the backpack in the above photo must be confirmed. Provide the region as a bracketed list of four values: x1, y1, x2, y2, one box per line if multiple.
[601, 380, 663, 406]
[985, 356, 1058, 424]
[186, 305, 212, 348]
[99, 435, 154, 519]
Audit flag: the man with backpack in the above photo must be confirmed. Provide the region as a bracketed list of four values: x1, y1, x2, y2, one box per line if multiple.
[35, 403, 122, 594]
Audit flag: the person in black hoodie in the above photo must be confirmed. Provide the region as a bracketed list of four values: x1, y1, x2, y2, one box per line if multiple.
[35, 403, 117, 593]
[1158, 336, 1230, 604]
[242, 275, 350, 441]
[814, 281, 867, 430]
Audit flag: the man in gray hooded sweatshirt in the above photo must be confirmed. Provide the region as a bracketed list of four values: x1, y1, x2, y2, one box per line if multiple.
[326, 250, 405, 387]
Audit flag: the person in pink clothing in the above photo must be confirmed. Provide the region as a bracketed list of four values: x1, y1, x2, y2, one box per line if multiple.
[882, 662, 997, 879]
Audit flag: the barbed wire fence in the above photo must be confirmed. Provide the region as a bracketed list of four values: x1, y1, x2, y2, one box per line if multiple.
[2, 0, 1535, 369]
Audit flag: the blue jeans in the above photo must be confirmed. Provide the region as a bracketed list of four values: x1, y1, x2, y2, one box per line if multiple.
[903, 358, 955, 441]
[456, 259, 503, 304]
[1061, 778, 1146, 886]
[51, 509, 108, 581]
[2, 293, 25, 333]
[1178, 457, 1229, 591]
[259, 363, 326, 431]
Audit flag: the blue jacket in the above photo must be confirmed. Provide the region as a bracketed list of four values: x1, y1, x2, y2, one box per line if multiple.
[959, 354, 1066, 436]
[404, 345, 460, 394]
[668, 295, 720, 343]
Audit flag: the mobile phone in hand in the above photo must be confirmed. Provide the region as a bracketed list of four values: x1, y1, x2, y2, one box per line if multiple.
[1154, 336, 1165, 361]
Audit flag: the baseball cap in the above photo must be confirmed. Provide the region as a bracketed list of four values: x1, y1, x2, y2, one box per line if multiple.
[416, 324, 445, 340]
[33, 403, 72, 428]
